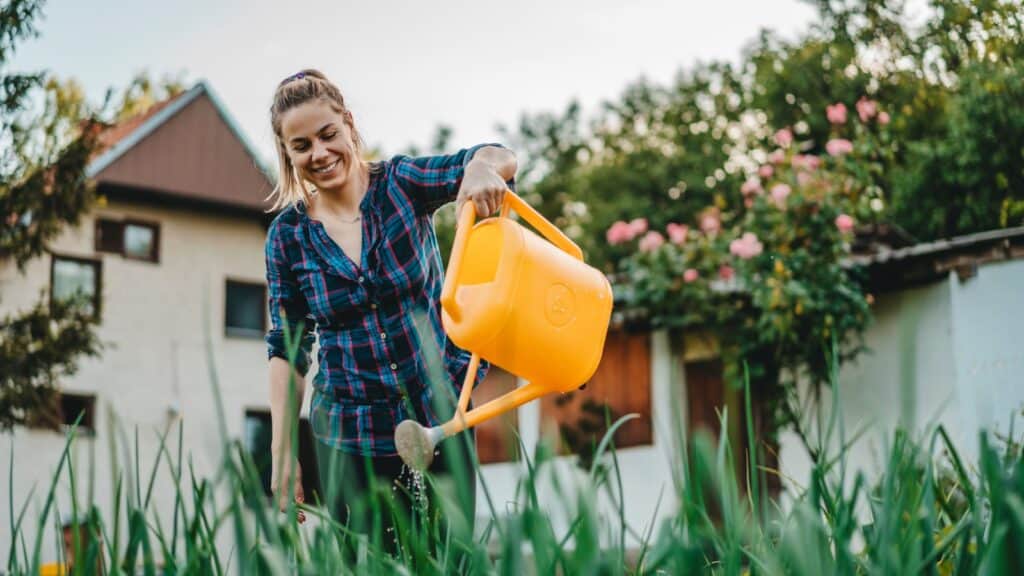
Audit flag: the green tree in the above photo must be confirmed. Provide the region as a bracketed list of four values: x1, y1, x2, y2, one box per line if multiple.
[748, 0, 1024, 240]
[0, 0, 102, 428]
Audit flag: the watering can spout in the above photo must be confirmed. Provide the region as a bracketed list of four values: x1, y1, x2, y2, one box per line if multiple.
[397, 191, 613, 471]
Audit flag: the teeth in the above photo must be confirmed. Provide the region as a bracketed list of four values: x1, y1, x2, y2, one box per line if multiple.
[314, 159, 339, 174]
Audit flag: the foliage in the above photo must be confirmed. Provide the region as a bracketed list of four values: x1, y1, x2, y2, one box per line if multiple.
[0, 293, 101, 429]
[748, 0, 1024, 241]
[0, 0, 103, 429]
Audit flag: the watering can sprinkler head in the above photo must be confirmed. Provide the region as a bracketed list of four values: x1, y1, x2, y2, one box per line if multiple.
[395, 420, 445, 471]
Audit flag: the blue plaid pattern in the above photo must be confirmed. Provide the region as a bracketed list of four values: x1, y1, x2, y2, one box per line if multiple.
[265, 145, 503, 455]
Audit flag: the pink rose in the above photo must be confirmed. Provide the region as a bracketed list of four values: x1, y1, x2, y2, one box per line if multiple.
[729, 232, 764, 260]
[666, 222, 689, 245]
[718, 265, 735, 281]
[700, 212, 721, 236]
[770, 183, 791, 206]
[774, 128, 793, 148]
[791, 154, 821, 172]
[856, 97, 877, 122]
[826, 102, 847, 124]
[758, 164, 774, 179]
[628, 218, 648, 236]
[796, 171, 812, 187]
[638, 230, 665, 252]
[683, 268, 699, 283]
[877, 111, 890, 125]
[741, 178, 763, 196]
[835, 214, 855, 234]
[606, 221, 634, 245]
[826, 138, 854, 156]
[768, 149, 786, 164]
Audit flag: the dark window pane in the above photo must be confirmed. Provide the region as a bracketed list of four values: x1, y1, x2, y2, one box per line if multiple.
[245, 411, 273, 495]
[53, 257, 99, 316]
[225, 281, 265, 336]
[96, 220, 124, 254]
[60, 393, 95, 433]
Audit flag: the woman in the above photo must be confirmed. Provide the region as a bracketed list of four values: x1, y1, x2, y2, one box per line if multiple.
[263, 69, 516, 536]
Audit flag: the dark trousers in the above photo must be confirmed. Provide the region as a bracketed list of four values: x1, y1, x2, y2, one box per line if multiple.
[313, 429, 478, 550]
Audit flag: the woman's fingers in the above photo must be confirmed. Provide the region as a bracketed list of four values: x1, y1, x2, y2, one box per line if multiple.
[471, 187, 505, 217]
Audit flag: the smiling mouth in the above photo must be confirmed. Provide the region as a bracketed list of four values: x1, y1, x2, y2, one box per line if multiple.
[312, 159, 340, 175]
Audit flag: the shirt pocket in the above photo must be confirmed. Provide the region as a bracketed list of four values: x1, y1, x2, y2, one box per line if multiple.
[293, 259, 361, 324]
[378, 213, 431, 297]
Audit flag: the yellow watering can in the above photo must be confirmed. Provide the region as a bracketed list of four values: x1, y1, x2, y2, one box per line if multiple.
[396, 190, 614, 469]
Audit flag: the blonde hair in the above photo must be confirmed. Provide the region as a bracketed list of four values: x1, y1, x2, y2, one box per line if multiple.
[265, 69, 368, 212]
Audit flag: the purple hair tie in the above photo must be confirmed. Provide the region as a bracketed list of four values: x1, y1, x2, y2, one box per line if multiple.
[281, 71, 306, 86]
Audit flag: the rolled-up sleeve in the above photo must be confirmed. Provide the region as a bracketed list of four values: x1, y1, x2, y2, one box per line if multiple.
[393, 143, 507, 215]
[264, 219, 315, 376]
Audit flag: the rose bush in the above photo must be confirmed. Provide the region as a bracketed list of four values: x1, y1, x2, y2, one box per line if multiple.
[610, 99, 893, 440]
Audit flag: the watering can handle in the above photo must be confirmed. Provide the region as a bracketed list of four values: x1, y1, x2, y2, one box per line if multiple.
[442, 190, 583, 323]
[500, 191, 584, 261]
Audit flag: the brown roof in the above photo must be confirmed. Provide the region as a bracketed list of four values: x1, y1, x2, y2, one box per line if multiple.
[94, 92, 189, 156]
[87, 82, 274, 214]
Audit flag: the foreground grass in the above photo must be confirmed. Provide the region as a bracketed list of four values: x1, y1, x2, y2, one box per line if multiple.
[6, 322, 1024, 574]
[7, 389, 1023, 574]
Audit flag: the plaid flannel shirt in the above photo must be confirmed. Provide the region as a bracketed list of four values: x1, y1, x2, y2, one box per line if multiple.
[265, 144, 504, 456]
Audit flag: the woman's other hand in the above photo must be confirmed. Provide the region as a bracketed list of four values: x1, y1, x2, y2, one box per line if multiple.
[271, 450, 307, 523]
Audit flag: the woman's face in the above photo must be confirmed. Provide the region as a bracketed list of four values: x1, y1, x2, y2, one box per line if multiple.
[280, 100, 359, 194]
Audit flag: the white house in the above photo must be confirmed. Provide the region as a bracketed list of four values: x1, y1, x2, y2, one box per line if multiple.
[0, 81, 279, 561]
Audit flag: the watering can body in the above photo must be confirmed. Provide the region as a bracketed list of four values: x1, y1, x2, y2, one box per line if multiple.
[441, 192, 613, 394]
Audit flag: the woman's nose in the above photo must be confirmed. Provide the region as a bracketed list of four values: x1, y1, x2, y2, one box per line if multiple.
[311, 142, 330, 162]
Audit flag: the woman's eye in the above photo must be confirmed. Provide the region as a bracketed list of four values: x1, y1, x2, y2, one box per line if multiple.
[293, 144, 309, 152]
[322, 132, 337, 141]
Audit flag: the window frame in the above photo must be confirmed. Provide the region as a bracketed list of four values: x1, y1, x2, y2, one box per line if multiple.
[224, 278, 268, 339]
[49, 252, 102, 320]
[94, 216, 160, 263]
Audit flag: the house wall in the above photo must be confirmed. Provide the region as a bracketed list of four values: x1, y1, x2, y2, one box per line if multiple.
[776, 259, 1024, 493]
[776, 279, 959, 492]
[0, 199, 270, 561]
[949, 259, 1024, 455]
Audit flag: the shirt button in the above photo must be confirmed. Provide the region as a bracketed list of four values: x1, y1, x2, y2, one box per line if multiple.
[380, 332, 387, 340]
[358, 275, 365, 283]
[370, 303, 378, 310]
[389, 363, 398, 370]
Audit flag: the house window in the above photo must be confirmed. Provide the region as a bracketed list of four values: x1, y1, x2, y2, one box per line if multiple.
[59, 393, 96, 434]
[472, 367, 520, 464]
[541, 328, 653, 466]
[50, 255, 101, 318]
[225, 280, 266, 338]
[244, 411, 274, 495]
[95, 218, 159, 262]
[244, 410, 319, 499]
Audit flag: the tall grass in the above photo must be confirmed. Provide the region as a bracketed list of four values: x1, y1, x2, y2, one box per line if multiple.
[5, 324, 1024, 575]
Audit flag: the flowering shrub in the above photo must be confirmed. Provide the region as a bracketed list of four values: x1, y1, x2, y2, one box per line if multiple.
[610, 99, 893, 435]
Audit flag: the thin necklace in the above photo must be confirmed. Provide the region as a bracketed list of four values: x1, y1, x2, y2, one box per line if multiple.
[310, 191, 362, 224]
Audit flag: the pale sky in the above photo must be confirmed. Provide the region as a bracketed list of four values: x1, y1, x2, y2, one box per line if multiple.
[13, 0, 819, 165]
